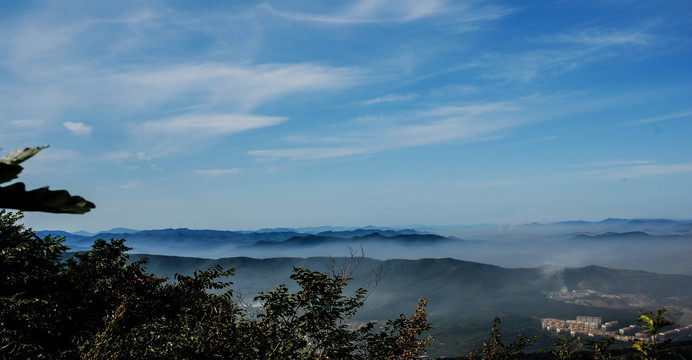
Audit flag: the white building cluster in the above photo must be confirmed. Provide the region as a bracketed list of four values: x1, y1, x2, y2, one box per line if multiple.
[658, 324, 692, 341]
[541, 316, 691, 342]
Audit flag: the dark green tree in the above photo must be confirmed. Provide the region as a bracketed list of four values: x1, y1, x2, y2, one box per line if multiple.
[363, 297, 433, 360]
[461, 317, 535, 360]
[543, 337, 583, 360]
[249, 266, 432, 360]
[80, 263, 241, 359]
[0, 210, 69, 358]
[585, 336, 614, 360]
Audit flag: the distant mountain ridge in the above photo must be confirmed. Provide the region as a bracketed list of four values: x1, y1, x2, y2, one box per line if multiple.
[39, 218, 691, 240]
[37, 218, 692, 275]
[36, 227, 436, 254]
[249, 232, 452, 249]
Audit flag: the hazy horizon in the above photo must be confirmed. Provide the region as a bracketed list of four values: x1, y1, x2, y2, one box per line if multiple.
[38, 219, 692, 275]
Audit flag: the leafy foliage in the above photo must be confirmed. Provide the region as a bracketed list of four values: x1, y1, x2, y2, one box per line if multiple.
[0, 210, 69, 358]
[461, 317, 536, 360]
[542, 337, 583, 360]
[584, 336, 614, 360]
[0, 211, 432, 359]
[629, 308, 675, 360]
[0, 146, 94, 214]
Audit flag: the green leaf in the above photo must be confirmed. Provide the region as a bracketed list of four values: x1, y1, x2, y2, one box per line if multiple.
[0, 182, 95, 214]
[1, 145, 49, 165]
[0, 163, 23, 184]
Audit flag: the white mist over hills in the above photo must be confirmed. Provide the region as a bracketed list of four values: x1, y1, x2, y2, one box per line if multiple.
[39, 218, 692, 275]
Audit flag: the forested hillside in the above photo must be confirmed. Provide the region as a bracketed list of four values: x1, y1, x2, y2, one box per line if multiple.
[131, 253, 692, 357]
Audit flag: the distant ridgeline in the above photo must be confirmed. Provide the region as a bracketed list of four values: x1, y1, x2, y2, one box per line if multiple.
[37, 227, 454, 255]
[40, 218, 692, 275]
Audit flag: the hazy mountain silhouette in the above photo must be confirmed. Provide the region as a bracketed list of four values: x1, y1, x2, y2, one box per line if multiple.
[39, 218, 692, 274]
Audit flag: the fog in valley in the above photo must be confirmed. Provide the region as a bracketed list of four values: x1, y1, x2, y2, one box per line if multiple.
[52, 218, 692, 275]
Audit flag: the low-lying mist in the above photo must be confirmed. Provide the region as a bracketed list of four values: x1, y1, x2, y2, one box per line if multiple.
[68, 219, 692, 275]
[220, 236, 692, 275]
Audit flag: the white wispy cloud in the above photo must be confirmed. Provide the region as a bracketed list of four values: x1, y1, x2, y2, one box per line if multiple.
[5, 21, 84, 67]
[102, 151, 151, 163]
[132, 113, 287, 158]
[628, 109, 692, 125]
[262, 0, 512, 26]
[478, 28, 656, 81]
[578, 162, 692, 179]
[452, 175, 553, 189]
[9, 119, 45, 128]
[118, 180, 142, 189]
[570, 159, 654, 168]
[63, 121, 93, 136]
[17, 148, 83, 177]
[139, 114, 287, 136]
[453, 159, 692, 188]
[281, 135, 353, 144]
[361, 93, 417, 105]
[546, 29, 654, 47]
[1, 61, 359, 145]
[111, 63, 361, 112]
[98, 10, 157, 24]
[131, 113, 286, 158]
[249, 101, 523, 161]
[417, 103, 519, 117]
[261, 0, 447, 24]
[478, 48, 595, 81]
[196, 168, 242, 177]
[249, 146, 367, 161]
[384, 116, 506, 147]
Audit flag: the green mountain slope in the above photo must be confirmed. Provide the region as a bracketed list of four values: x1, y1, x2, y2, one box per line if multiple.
[128, 254, 692, 357]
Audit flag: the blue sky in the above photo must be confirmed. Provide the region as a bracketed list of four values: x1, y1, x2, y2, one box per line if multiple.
[2, 0, 691, 232]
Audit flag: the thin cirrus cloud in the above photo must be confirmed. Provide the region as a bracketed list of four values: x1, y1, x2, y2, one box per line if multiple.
[578, 162, 692, 179]
[543, 29, 654, 46]
[261, 0, 448, 24]
[627, 109, 692, 125]
[63, 121, 93, 136]
[476, 29, 655, 82]
[261, 0, 512, 25]
[136, 114, 288, 157]
[112, 63, 361, 113]
[249, 101, 522, 161]
[118, 180, 142, 189]
[196, 168, 242, 177]
[361, 93, 417, 105]
[249, 146, 368, 162]
[570, 159, 654, 168]
[453, 160, 692, 188]
[139, 114, 287, 136]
